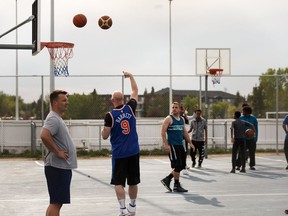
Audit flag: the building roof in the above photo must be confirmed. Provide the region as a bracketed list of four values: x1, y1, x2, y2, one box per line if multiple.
[155, 88, 237, 99]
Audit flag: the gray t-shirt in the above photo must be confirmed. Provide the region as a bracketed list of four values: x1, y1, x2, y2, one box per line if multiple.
[190, 117, 207, 141]
[230, 119, 247, 139]
[43, 111, 77, 169]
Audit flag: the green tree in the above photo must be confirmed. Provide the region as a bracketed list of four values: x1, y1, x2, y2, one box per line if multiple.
[210, 101, 230, 119]
[233, 91, 245, 108]
[64, 91, 106, 119]
[253, 67, 288, 116]
[181, 95, 198, 115]
[146, 94, 169, 117]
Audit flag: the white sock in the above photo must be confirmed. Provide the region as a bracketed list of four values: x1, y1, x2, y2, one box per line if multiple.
[130, 199, 136, 207]
[118, 199, 126, 209]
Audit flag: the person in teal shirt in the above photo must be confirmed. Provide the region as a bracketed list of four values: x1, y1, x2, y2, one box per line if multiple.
[240, 106, 258, 170]
[161, 102, 195, 192]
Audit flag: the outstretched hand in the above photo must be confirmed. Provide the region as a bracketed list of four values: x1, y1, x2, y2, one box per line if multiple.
[123, 71, 132, 78]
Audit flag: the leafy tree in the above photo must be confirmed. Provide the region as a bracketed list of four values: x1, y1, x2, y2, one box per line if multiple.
[64, 91, 106, 119]
[181, 95, 198, 115]
[210, 101, 230, 119]
[233, 91, 245, 108]
[146, 94, 169, 117]
[249, 85, 265, 118]
[253, 67, 288, 116]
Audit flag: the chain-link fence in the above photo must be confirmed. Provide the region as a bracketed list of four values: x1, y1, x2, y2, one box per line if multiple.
[1, 73, 287, 120]
[0, 119, 286, 154]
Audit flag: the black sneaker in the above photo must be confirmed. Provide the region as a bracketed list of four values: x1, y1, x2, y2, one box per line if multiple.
[230, 169, 235, 173]
[249, 166, 256, 170]
[240, 168, 246, 173]
[161, 177, 172, 192]
[173, 182, 188, 192]
[236, 167, 241, 171]
[192, 162, 196, 168]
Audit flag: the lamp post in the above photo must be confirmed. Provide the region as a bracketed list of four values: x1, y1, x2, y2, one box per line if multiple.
[50, 0, 55, 92]
[168, 0, 173, 112]
[15, 0, 19, 120]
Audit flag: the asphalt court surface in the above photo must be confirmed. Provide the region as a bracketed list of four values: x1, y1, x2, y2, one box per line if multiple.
[0, 154, 288, 216]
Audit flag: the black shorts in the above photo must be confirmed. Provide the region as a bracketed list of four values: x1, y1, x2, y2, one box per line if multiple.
[45, 166, 72, 204]
[111, 154, 140, 187]
[169, 145, 186, 172]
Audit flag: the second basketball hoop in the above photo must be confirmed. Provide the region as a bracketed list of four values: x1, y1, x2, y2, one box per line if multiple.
[209, 68, 223, 85]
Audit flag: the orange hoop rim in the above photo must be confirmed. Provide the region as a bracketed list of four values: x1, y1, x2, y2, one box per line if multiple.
[209, 68, 223, 75]
[41, 42, 74, 49]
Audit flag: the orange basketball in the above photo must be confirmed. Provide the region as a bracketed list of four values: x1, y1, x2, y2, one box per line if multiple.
[98, 15, 113, 30]
[245, 129, 254, 138]
[73, 14, 87, 28]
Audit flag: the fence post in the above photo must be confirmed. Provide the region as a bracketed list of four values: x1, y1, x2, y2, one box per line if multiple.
[0, 120, 3, 153]
[31, 121, 36, 154]
[99, 126, 102, 150]
[224, 120, 228, 151]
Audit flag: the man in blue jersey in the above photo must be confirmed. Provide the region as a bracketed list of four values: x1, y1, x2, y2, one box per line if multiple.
[240, 106, 258, 170]
[102, 71, 139, 216]
[161, 102, 195, 192]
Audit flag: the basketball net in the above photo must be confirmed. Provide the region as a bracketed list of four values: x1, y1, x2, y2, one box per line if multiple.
[209, 69, 223, 85]
[42, 42, 74, 77]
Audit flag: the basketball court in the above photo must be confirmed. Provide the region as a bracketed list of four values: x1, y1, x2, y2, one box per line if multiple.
[0, 154, 288, 216]
[0, 2, 287, 215]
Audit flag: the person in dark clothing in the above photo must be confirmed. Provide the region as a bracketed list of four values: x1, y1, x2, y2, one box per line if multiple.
[230, 111, 255, 173]
[240, 106, 258, 170]
[180, 105, 190, 175]
[187, 109, 207, 168]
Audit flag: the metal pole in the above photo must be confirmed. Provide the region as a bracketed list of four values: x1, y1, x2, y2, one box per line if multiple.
[168, 0, 173, 112]
[15, 0, 19, 120]
[276, 75, 279, 154]
[199, 76, 202, 109]
[41, 76, 44, 126]
[0, 16, 34, 38]
[205, 75, 208, 159]
[50, 0, 55, 93]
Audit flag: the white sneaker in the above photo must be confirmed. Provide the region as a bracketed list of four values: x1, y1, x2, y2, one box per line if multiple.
[118, 208, 130, 216]
[183, 169, 189, 175]
[127, 204, 136, 215]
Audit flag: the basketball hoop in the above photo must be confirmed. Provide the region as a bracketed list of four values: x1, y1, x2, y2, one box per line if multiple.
[41, 42, 74, 76]
[208, 68, 223, 84]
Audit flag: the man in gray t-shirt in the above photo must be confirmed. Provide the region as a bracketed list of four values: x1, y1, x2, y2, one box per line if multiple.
[187, 109, 207, 168]
[40, 90, 77, 216]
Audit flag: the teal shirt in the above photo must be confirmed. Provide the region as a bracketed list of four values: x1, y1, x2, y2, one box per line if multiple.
[167, 115, 184, 146]
[240, 114, 258, 142]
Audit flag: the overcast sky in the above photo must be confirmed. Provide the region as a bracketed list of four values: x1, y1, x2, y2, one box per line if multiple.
[1, 0, 288, 103]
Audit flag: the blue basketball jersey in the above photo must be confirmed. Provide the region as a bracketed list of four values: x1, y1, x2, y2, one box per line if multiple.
[167, 115, 184, 146]
[109, 104, 140, 159]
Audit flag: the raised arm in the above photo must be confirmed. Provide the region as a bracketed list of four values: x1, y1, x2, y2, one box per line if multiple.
[123, 71, 138, 102]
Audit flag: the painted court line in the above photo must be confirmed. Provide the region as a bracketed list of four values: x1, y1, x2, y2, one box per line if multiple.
[34, 160, 44, 167]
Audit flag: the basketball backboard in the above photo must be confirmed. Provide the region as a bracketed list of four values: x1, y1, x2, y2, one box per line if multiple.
[32, 0, 41, 55]
[195, 48, 231, 76]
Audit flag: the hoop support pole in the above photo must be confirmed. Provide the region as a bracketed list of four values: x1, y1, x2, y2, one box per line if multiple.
[0, 15, 34, 39]
[0, 44, 34, 50]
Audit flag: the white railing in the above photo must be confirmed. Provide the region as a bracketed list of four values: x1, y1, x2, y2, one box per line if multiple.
[0, 118, 286, 153]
